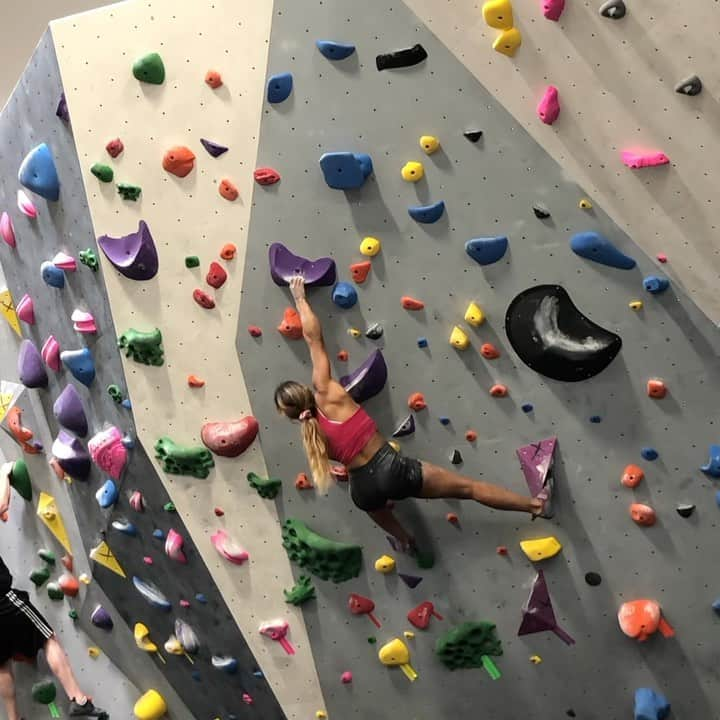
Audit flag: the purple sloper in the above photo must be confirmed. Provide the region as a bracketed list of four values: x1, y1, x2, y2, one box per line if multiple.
[518, 570, 575, 645]
[340, 349, 387, 403]
[97, 220, 159, 280]
[268, 243, 336, 287]
[18, 340, 48, 389]
[53, 385, 88, 437]
[52, 430, 91, 480]
[56, 94, 70, 123]
[200, 138, 229, 157]
[516, 438, 557, 497]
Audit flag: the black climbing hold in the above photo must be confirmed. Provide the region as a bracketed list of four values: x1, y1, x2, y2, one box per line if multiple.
[376, 43, 428, 71]
[365, 322, 384, 340]
[532, 203, 551, 219]
[674, 75, 702, 96]
[676, 504, 695, 518]
[584, 572, 602, 586]
[589, 415, 602, 423]
[566, 711, 577, 719]
[450, 449, 463, 465]
[521, 403, 534, 413]
[398, 573, 423, 588]
[463, 130, 483, 143]
[599, 0, 626, 18]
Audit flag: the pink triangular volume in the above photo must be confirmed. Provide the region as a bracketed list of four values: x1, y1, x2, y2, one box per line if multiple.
[516, 437, 557, 497]
[517, 569, 575, 645]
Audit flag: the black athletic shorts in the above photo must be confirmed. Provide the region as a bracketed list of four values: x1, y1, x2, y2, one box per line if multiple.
[0, 589, 54, 664]
[349, 443, 424, 512]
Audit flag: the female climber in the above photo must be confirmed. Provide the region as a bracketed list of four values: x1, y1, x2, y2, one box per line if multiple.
[274, 276, 554, 548]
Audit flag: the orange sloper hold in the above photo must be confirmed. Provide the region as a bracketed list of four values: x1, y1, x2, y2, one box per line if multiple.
[408, 392, 426, 411]
[401, 296, 424, 311]
[220, 243, 237, 260]
[630, 503, 656, 527]
[219, 179, 239, 201]
[278, 307, 303, 339]
[162, 146, 196, 178]
[187, 375, 205, 388]
[647, 379, 667, 399]
[480, 343, 500, 359]
[621, 464, 644, 488]
[350, 262, 372, 284]
[295, 473, 313, 490]
[490, 384, 508, 397]
[205, 70, 223, 89]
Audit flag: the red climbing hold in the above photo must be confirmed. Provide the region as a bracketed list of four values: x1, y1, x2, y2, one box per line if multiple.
[496, 546, 509, 555]
[401, 296, 425, 311]
[205, 70, 223, 89]
[278, 307, 303, 339]
[480, 343, 500, 359]
[350, 261, 372, 284]
[295, 473, 313, 490]
[407, 392, 426, 411]
[214, 507, 224, 517]
[200, 417, 259, 457]
[105, 138, 124, 158]
[162, 146, 196, 178]
[220, 243, 237, 260]
[630, 503, 656, 527]
[337, 350, 349, 361]
[621, 464, 644, 488]
[490, 384, 508, 397]
[446, 512, 459, 525]
[187, 375, 205, 388]
[465, 430, 478, 442]
[219, 179, 239, 201]
[656, 253, 667, 263]
[647, 379, 667, 399]
[348, 593, 381, 628]
[193, 288, 215, 309]
[253, 167, 281, 186]
[248, 325, 263, 337]
[407, 601, 443, 630]
[206, 261, 227, 289]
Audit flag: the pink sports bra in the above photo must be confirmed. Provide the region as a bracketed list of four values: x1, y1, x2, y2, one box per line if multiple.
[316, 406, 378, 466]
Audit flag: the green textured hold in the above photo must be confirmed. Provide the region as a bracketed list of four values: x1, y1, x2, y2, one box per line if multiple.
[9, 460, 32, 501]
[79, 248, 99, 271]
[29, 567, 50, 587]
[163, 501, 176, 513]
[281, 518, 362, 583]
[37, 549, 56, 565]
[47, 583, 63, 601]
[416, 550, 435, 569]
[117, 183, 142, 201]
[69, 609, 79, 620]
[133, 52, 165, 84]
[284, 575, 316, 605]
[31, 680, 56, 705]
[435, 621, 503, 670]
[185, 256, 200, 268]
[118, 327, 164, 366]
[107, 384, 123, 403]
[247, 472, 282, 499]
[367, 636, 377, 644]
[154, 436, 215, 479]
[91, 163, 114, 183]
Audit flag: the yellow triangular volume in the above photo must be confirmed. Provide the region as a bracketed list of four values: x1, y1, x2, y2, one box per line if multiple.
[0, 289, 21, 337]
[90, 540, 126, 578]
[36, 492, 71, 553]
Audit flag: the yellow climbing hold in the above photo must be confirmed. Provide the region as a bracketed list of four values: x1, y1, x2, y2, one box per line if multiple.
[89, 540, 126, 578]
[492, 27, 522, 57]
[464, 301, 485, 326]
[450, 325, 470, 350]
[374, 555, 396, 573]
[347, 327, 362, 338]
[401, 161, 424, 182]
[579, 198, 593, 209]
[388, 440, 400, 452]
[629, 300, 643, 310]
[87, 646, 101, 658]
[37, 492, 72, 553]
[378, 638, 418, 681]
[79, 573, 91, 585]
[315, 713, 327, 720]
[404, 631, 415, 639]
[0, 289, 21, 336]
[530, 654, 543, 664]
[134, 623, 166, 664]
[482, 0, 514, 29]
[520, 536, 562, 562]
[360, 236, 381, 256]
[133, 689, 167, 720]
[419, 136, 440, 155]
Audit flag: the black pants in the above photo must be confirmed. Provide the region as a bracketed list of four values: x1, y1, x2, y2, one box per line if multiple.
[0, 589, 54, 664]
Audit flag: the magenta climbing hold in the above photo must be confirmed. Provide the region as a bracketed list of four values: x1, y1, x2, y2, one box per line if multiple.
[259, 619, 295, 654]
[0, 212, 16, 247]
[621, 150, 670, 169]
[97, 221, 159, 281]
[88, 426, 128, 479]
[341, 671, 353, 684]
[516, 438, 557, 499]
[200, 138, 229, 158]
[16, 295, 35, 325]
[53, 385, 88, 437]
[518, 570, 575, 644]
[340, 349, 387, 403]
[52, 430, 91, 480]
[52, 252, 77, 271]
[211, 529, 249, 564]
[200, 417, 259, 457]
[17, 190, 37, 218]
[541, 0, 565, 20]
[18, 339, 47, 388]
[537, 86, 560, 125]
[165, 529, 187, 564]
[41, 336, 60, 371]
[269, 243, 336, 287]
[71, 310, 97, 334]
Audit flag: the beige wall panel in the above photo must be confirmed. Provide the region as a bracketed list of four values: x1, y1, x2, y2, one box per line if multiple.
[405, 0, 720, 320]
[50, 2, 326, 717]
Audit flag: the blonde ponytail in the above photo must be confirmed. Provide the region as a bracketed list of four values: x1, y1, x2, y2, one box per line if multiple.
[300, 417, 334, 494]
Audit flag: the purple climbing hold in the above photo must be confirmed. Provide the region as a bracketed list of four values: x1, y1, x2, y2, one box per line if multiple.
[269, 243, 336, 287]
[97, 220, 159, 281]
[200, 138, 229, 158]
[90, 605, 113, 630]
[18, 340, 48, 389]
[56, 94, 70, 123]
[398, 573, 423, 589]
[340, 349, 387, 403]
[52, 385, 88, 437]
[516, 438, 557, 497]
[52, 430, 91, 480]
[518, 570, 575, 645]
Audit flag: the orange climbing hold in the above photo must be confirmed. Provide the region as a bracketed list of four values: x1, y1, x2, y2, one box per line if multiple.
[401, 296, 425, 311]
[490, 384, 508, 397]
[219, 179, 239, 201]
[481, 343, 500, 359]
[337, 350, 349, 361]
[248, 325, 262, 338]
[187, 375, 205, 388]
[295, 473, 313, 490]
[630, 503, 656, 527]
[350, 261, 372, 284]
[193, 288, 215, 309]
[408, 392, 427, 411]
[162, 146, 196, 178]
[220, 243, 237, 260]
[7, 407, 41, 454]
[278, 307, 303, 339]
[465, 429, 478, 442]
[621, 464, 644, 488]
[205, 70, 223, 89]
[618, 599, 675, 642]
[446, 512, 459, 525]
[647, 379, 667, 399]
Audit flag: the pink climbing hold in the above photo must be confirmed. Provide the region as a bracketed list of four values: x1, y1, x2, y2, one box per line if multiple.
[341, 671, 353, 684]
[200, 417, 259, 457]
[129, 490, 145, 512]
[71, 309, 97, 334]
[248, 325, 262, 337]
[656, 253, 667, 263]
[0, 212, 16, 248]
[165, 529, 188, 564]
[53, 252, 77, 271]
[242, 693, 253, 705]
[211, 529, 249, 564]
[88, 426, 128, 479]
[143, 556, 153, 565]
[16, 295, 35, 325]
[41, 335, 61, 371]
[621, 150, 670, 169]
[541, 0, 565, 20]
[179, 599, 191, 608]
[537, 86, 560, 125]
[259, 619, 295, 655]
[17, 190, 37, 219]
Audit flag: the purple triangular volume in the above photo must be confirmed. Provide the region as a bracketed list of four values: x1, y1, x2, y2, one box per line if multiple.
[18, 339, 48, 389]
[340, 349, 387, 404]
[517, 570, 575, 645]
[200, 138, 229, 157]
[97, 220, 159, 280]
[53, 385, 88, 437]
[51, 430, 91, 480]
[516, 437, 557, 497]
[399, 573, 423, 589]
[268, 242, 336, 287]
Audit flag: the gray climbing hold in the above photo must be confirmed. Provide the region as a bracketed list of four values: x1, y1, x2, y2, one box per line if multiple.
[365, 322, 384, 340]
[674, 75, 702, 96]
[533, 203, 551, 219]
[599, 0, 626, 18]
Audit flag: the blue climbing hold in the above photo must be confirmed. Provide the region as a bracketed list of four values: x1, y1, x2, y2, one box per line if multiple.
[417, 337, 428, 348]
[18, 143, 60, 201]
[641, 447, 658, 461]
[712, 597, 720, 614]
[643, 275, 669, 294]
[41, 261, 65, 288]
[267, 72, 293, 103]
[319, 152, 373, 189]
[253, 670, 264, 678]
[438, 416, 451, 426]
[332, 281, 358, 309]
[316, 40, 356, 60]
[60, 348, 95, 387]
[191, 671, 202, 682]
[465, 236, 508, 265]
[521, 403, 534, 413]
[408, 200, 445, 224]
[96, 479, 119, 509]
[153, 529, 165, 540]
[570, 231, 636, 270]
[589, 415, 602, 423]
[122, 398, 132, 410]
[634, 688, 670, 720]
[122, 434, 135, 449]
[195, 593, 208, 604]
[700, 445, 720, 477]
[111, 519, 138, 536]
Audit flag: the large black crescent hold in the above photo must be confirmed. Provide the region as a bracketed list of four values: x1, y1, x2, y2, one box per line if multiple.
[376, 43, 428, 71]
[504, 285, 622, 382]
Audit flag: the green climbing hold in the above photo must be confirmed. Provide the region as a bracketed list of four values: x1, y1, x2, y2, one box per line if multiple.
[107, 384, 123, 403]
[281, 518, 362, 583]
[117, 328, 164, 366]
[47, 583, 63, 601]
[10, 460, 32, 501]
[154, 436, 215, 478]
[367, 637, 377, 644]
[416, 550, 435, 569]
[435, 621, 503, 671]
[31, 680, 56, 705]
[91, 163, 114, 183]
[163, 501, 176, 513]
[29, 567, 50, 587]
[284, 575, 316, 605]
[79, 249, 99, 271]
[185, 256, 200, 268]
[247, 472, 282, 499]
[68, 609, 79, 620]
[132, 52, 165, 84]
[37, 548, 55, 565]
[117, 183, 142, 201]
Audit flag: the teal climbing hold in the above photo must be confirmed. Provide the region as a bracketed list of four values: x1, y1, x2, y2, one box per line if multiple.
[320, 152, 373, 189]
[408, 200, 445, 224]
[465, 236, 508, 265]
[643, 275, 669, 294]
[18, 143, 60, 201]
[60, 348, 95, 387]
[267, 72, 293, 103]
[332, 282, 358, 309]
[570, 231, 636, 270]
[316, 40, 356, 60]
